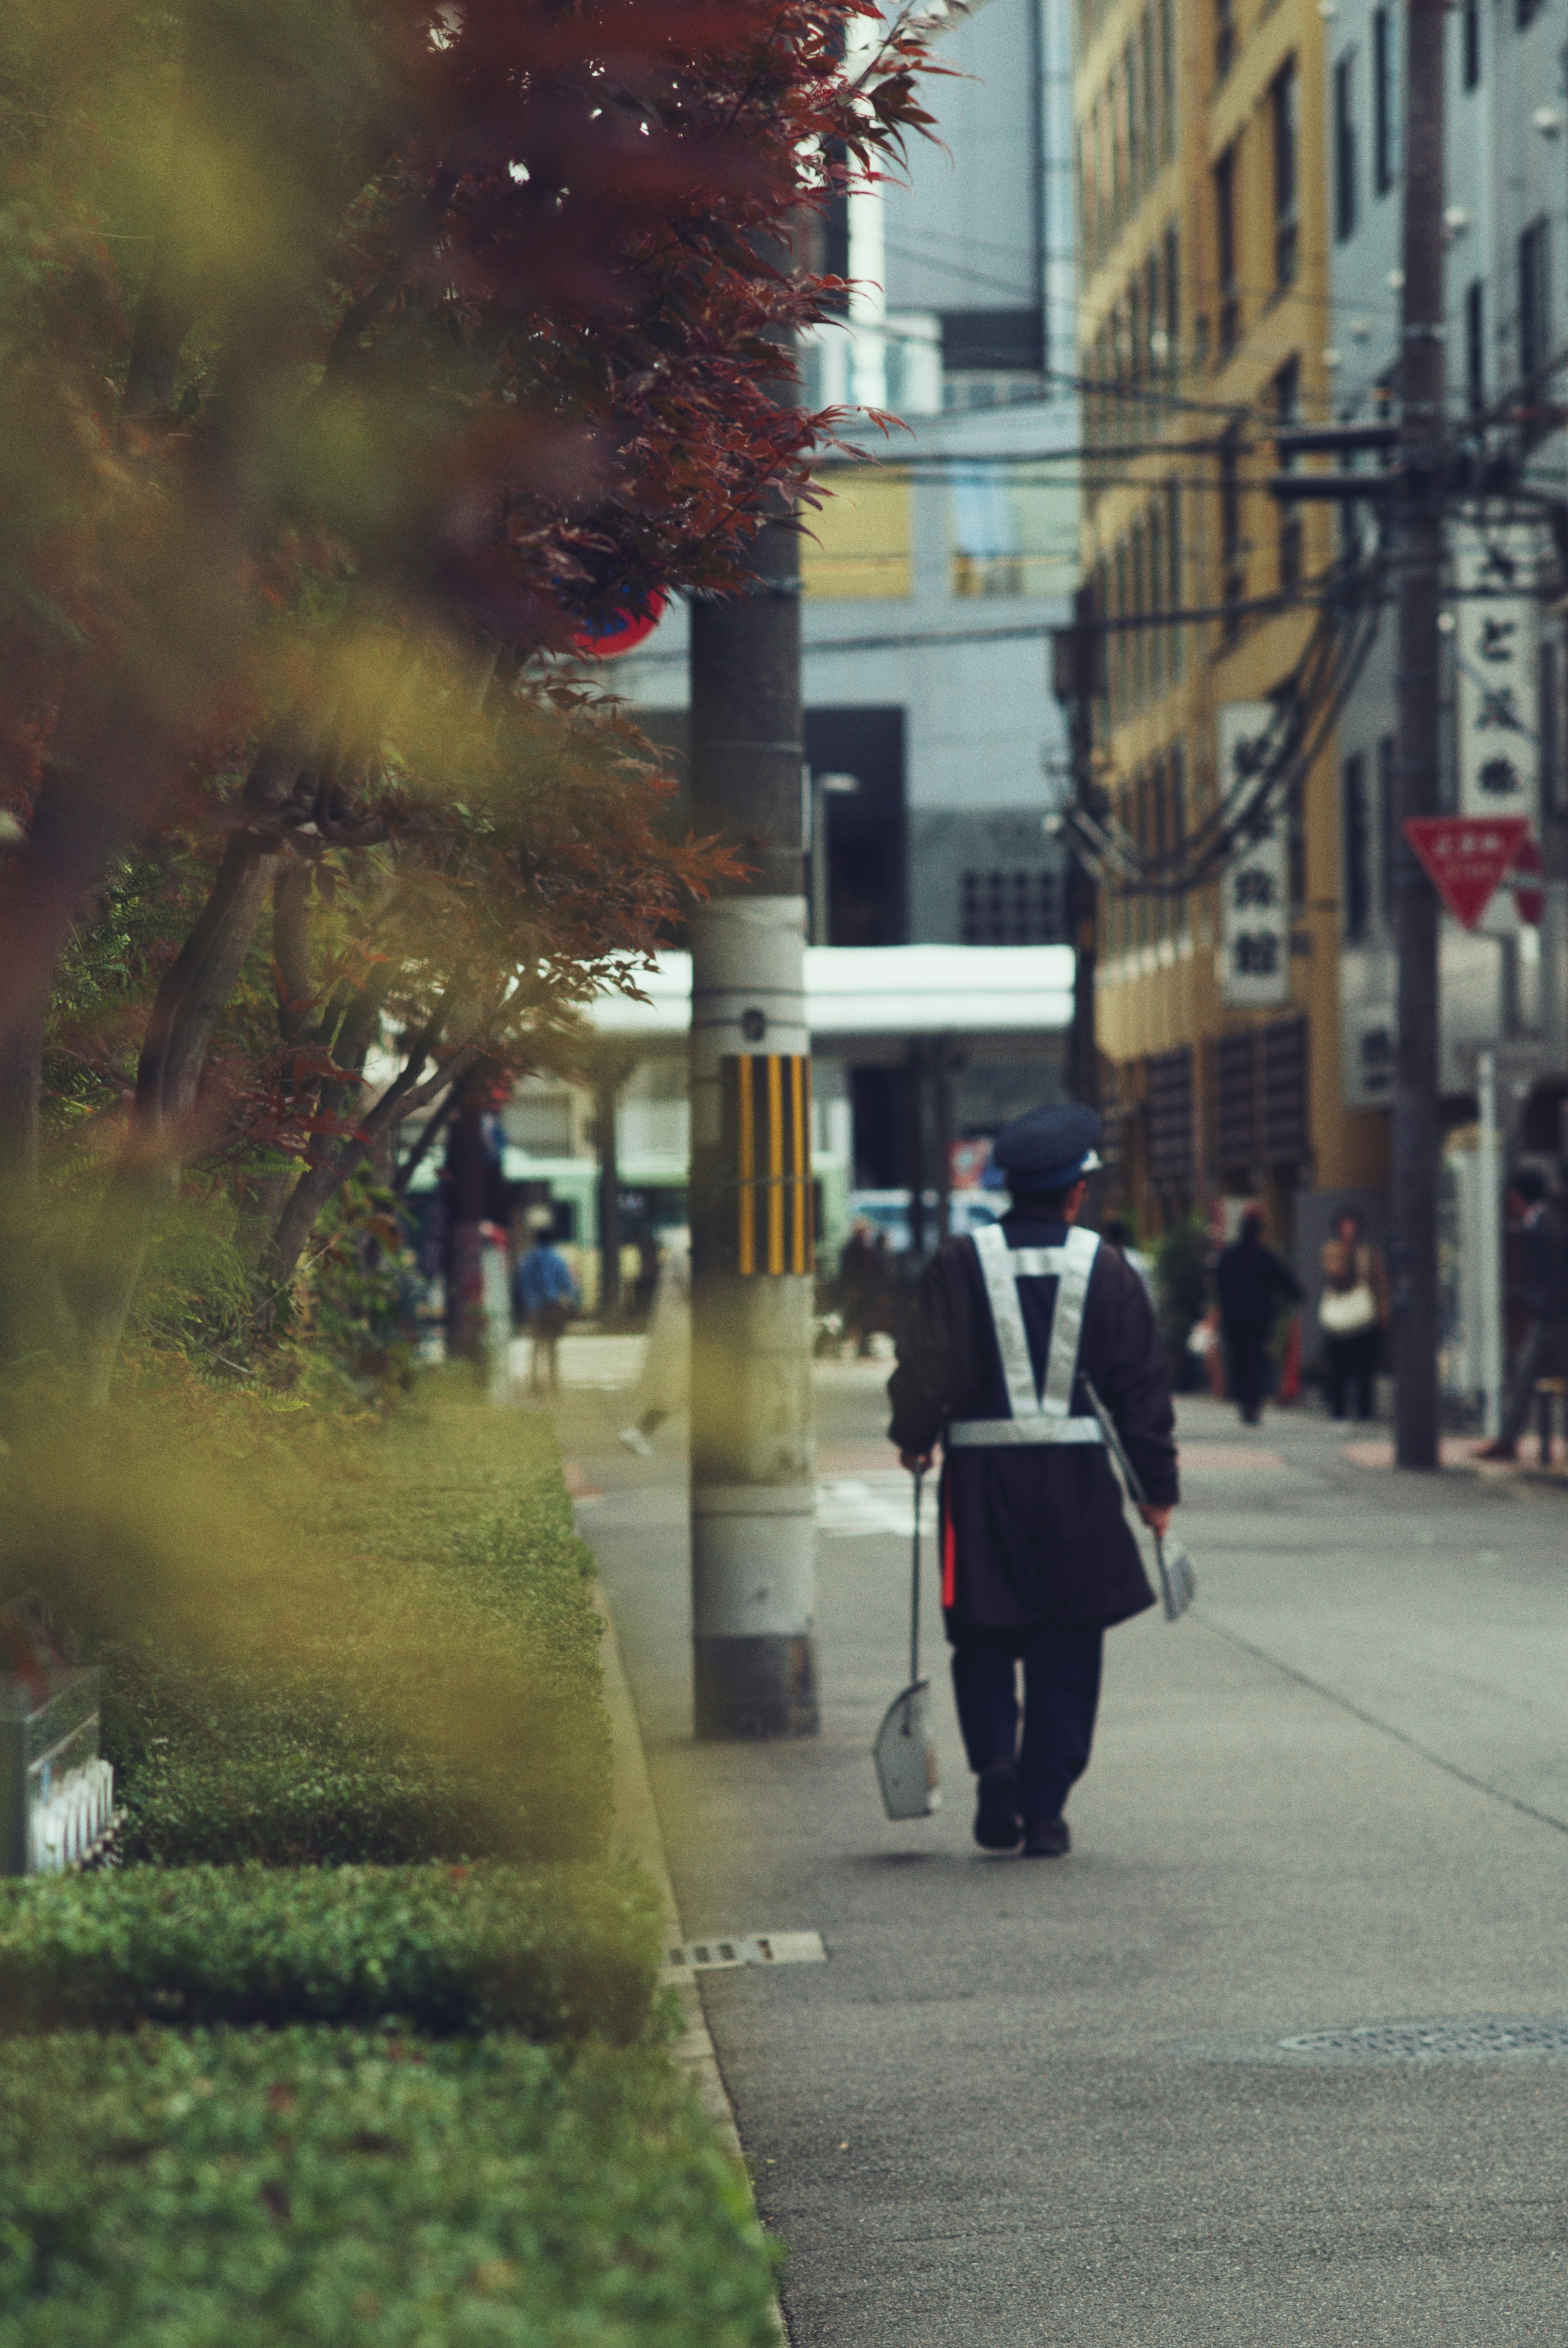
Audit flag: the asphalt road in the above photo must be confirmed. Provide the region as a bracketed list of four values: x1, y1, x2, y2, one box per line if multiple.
[560, 1354, 1568, 2346]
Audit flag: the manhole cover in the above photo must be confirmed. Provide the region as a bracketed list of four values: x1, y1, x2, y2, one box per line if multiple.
[1164, 2015, 1568, 2067]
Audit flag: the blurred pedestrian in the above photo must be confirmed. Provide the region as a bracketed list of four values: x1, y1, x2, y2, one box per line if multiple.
[1317, 1210, 1389, 1420]
[838, 1217, 887, 1357]
[619, 1225, 690, 1456]
[512, 1217, 579, 1396]
[1215, 1207, 1301, 1426]
[1473, 1169, 1568, 1462]
[888, 1104, 1178, 1861]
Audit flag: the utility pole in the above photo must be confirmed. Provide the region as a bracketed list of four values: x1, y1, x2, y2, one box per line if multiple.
[1053, 588, 1101, 1109]
[595, 1072, 621, 1323]
[687, 503, 818, 1739]
[1390, 0, 1446, 1469]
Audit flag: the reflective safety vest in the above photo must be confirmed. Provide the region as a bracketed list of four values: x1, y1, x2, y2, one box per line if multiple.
[947, 1224, 1106, 1449]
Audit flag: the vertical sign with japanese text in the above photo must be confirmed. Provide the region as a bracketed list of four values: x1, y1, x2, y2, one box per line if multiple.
[1218, 703, 1291, 1008]
[1454, 521, 1541, 826]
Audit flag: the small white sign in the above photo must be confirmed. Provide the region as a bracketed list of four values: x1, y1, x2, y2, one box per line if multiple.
[1454, 522, 1541, 825]
[1218, 704, 1291, 1008]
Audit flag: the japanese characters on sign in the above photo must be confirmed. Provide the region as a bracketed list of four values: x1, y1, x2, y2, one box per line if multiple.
[1402, 815, 1532, 929]
[1218, 703, 1290, 1008]
[1454, 522, 1541, 825]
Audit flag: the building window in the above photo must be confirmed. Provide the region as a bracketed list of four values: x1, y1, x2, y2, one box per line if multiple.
[1334, 53, 1358, 243]
[1517, 0, 1544, 29]
[1140, 9, 1158, 189]
[1214, 0, 1234, 81]
[1148, 497, 1166, 694]
[1274, 357, 1302, 592]
[1163, 221, 1180, 381]
[1372, 7, 1397, 196]
[1462, 0, 1481, 89]
[1214, 143, 1239, 356]
[1158, 0, 1176, 160]
[1125, 34, 1142, 199]
[1376, 733, 1396, 920]
[1272, 61, 1299, 289]
[1342, 753, 1370, 941]
[1464, 279, 1486, 413]
[1219, 427, 1243, 638]
[960, 869, 1060, 945]
[1166, 480, 1184, 677]
[1519, 216, 1550, 384]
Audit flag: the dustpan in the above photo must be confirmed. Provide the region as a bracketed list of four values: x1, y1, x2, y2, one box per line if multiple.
[874, 1468, 942, 1819]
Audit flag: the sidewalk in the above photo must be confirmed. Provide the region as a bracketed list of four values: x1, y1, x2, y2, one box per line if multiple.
[561, 1353, 1568, 2346]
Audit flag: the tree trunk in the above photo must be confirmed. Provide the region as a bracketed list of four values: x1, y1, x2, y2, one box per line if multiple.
[77, 833, 282, 1392]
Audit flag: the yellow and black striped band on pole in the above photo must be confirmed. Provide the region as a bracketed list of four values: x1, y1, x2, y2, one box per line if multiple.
[725, 1054, 813, 1276]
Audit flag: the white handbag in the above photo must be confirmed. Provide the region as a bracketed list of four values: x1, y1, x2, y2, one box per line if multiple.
[1319, 1281, 1377, 1335]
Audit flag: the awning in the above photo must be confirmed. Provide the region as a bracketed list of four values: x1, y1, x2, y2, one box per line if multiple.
[588, 944, 1075, 1039]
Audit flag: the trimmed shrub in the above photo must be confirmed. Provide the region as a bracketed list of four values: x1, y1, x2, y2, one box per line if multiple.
[0, 1862, 663, 2041]
[0, 2026, 781, 2348]
[94, 1394, 612, 1866]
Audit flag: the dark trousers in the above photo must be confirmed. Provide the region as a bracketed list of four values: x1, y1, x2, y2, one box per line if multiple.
[950, 1622, 1104, 1824]
[1500, 1317, 1568, 1447]
[1324, 1327, 1381, 1420]
[1221, 1319, 1270, 1422]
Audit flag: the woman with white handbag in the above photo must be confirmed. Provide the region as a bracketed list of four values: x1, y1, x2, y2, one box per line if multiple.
[1318, 1210, 1390, 1420]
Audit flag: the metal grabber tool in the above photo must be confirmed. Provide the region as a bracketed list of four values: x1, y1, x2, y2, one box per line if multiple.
[1082, 1377, 1196, 1622]
[873, 1467, 942, 1819]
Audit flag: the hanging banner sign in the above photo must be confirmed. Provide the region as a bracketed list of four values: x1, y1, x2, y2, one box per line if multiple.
[1403, 815, 1531, 928]
[1217, 703, 1290, 1008]
[1454, 523, 1541, 823]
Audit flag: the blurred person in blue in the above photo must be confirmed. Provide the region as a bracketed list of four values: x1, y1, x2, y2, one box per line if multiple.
[887, 1104, 1178, 1860]
[512, 1214, 579, 1396]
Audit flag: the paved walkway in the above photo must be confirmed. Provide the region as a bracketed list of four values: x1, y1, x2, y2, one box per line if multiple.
[558, 1350, 1568, 2346]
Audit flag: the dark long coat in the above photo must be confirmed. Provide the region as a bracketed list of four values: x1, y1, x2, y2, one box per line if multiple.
[886, 1218, 1179, 1632]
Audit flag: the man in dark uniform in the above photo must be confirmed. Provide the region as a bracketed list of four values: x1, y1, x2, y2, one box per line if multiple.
[887, 1104, 1178, 1858]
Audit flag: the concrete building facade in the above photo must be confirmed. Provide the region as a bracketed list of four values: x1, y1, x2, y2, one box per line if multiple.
[1078, 0, 1386, 1263]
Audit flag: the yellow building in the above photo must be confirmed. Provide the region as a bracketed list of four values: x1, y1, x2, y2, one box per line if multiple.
[1075, 0, 1388, 1249]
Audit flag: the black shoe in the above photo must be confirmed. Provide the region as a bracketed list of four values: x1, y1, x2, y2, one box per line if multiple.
[973, 1763, 1022, 1851]
[1021, 1816, 1070, 1858]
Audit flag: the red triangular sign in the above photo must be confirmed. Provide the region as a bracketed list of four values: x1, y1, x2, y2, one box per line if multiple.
[1402, 816, 1532, 928]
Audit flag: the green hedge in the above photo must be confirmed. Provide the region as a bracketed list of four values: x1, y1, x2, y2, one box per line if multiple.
[0, 1862, 663, 2041]
[0, 2026, 781, 2348]
[97, 1398, 612, 1866]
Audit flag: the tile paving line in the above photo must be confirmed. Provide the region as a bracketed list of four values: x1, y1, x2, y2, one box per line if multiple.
[1184, 1605, 1568, 1842]
[589, 1581, 793, 2343]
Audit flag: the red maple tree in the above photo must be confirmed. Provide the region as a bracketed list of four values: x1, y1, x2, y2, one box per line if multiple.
[0, 0, 940, 1374]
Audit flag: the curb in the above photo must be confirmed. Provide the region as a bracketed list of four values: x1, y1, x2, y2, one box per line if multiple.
[591, 1584, 790, 2341]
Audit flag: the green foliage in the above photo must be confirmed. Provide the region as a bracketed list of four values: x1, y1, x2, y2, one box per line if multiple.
[1152, 1213, 1212, 1342]
[53, 1387, 615, 1865]
[0, 1862, 662, 2041]
[0, 2027, 782, 2348]
[303, 1171, 419, 1398]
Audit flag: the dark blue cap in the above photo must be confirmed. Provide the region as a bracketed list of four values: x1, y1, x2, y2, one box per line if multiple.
[987, 1103, 1102, 1193]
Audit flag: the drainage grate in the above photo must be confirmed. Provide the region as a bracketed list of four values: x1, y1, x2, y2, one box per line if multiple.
[1165, 2014, 1568, 2067]
[663, 1931, 825, 1976]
